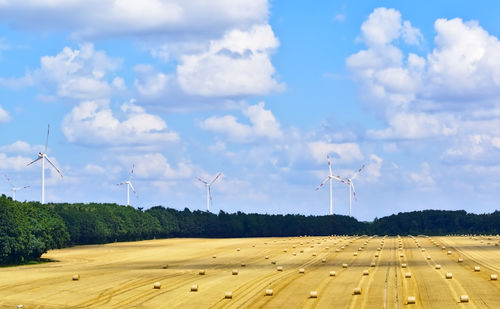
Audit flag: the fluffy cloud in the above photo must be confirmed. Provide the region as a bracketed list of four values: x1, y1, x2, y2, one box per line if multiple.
[348, 7, 500, 147]
[0, 105, 10, 122]
[200, 102, 283, 142]
[0, 141, 43, 154]
[177, 25, 283, 97]
[119, 153, 192, 180]
[62, 100, 179, 147]
[0, 0, 268, 40]
[0, 153, 32, 171]
[409, 162, 436, 191]
[308, 141, 363, 164]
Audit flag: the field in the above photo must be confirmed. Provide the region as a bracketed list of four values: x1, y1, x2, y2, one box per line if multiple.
[1, 235, 499, 308]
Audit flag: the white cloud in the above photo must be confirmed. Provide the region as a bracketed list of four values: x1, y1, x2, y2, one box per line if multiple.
[367, 113, 453, 139]
[308, 141, 363, 164]
[410, 162, 436, 191]
[0, 141, 43, 154]
[177, 25, 283, 97]
[363, 154, 383, 183]
[119, 153, 192, 180]
[0, 153, 32, 171]
[200, 102, 283, 142]
[0, 0, 269, 40]
[0, 105, 10, 122]
[62, 100, 179, 147]
[134, 64, 172, 97]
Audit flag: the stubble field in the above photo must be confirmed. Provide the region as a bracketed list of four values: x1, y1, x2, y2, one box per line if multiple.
[1, 235, 499, 308]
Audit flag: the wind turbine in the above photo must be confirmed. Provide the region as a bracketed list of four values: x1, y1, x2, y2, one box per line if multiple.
[27, 124, 63, 204]
[4, 175, 30, 201]
[338, 165, 365, 217]
[196, 172, 221, 212]
[315, 155, 342, 215]
[117, 164, 137, 206]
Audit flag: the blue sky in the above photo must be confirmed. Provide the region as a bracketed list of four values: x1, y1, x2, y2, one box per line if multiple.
[1, 1, 500, 220]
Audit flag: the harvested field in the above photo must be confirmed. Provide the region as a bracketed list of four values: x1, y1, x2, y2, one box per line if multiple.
[1, 235, 500, 308]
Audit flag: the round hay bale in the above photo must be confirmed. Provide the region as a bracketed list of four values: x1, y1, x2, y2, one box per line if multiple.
[322, 258, 326, 263]
[490, 274, 498, 280]
[237, 248, 240, 251]
[312, 252, 317, 256]
[402, 263, 407, 268]
[224, 291, 233, 299]
[371, 262, 376, 267]
[342, 263, 348, 268]
[407, 296, 416, 304]
[293, 253, 297, 256]
[325, 246, 329, 250]
[426, 256, 431, 260]
[441, 246, 446, 250]
[72, 274, 80, 281]
[375, 253, 379, 258]
[283, 249, 287, 253]
[335, 249, 340, 252]
[405, 272, 412, 278]
[153, 282, 161, 289]
[265, 289, 273, 296]
[353, 252, 358, 256]
[241, 263, 246, 267]
[292, 245, 296, 248]
[299, 268, 305, 273]
[363, 270, 369, 276]
[421, 248, 426, 252]
[199, 269, 206, 275]
[310, 291, 318, 298]
[277, 266, 283, 271]
[329, 271, 336, 276]
[445, 272, 453, 279]
[271, 260, 276, 265]
[474, 266, 481, 272]
[447, 250, 452, 255]
[458, 258, 463, 263]
[265, 255, 269, 259]
[460, 295, 469, 303]
[377, 247, 381, 251]
[358, 247, 362, 251]
[353, 287, 362, 295]
[212, 255, 217, 259]
[400, 254, 404, 258]
[232, 269, 239, 275]
[435, 264, 441, 269]
[191, 284, 199, 292]
[162, 264, 169, 269]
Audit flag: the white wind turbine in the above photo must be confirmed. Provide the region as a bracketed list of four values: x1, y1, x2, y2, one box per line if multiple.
[27, 124, 63, 204]
[338, 164, 365, 217]
[315, 155, 343, 215]
[196, 172, 221, 212]
[117, 164, 137, 206]
[4, 175, 30, 201]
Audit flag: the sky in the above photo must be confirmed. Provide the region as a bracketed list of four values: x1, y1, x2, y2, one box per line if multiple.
[1, 1, 500, 221]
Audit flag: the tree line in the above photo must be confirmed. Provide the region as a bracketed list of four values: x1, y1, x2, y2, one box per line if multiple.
[1, 194, 499, 264]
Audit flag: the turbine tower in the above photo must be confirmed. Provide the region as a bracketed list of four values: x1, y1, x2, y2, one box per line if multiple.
[27, 124, 63, 204]
[315, 155, 342, 215]
[4, 175, 30, 201]
[339, 165, 365, 217]
[196, 172, 221, 212]
[117, 164, 137, 206]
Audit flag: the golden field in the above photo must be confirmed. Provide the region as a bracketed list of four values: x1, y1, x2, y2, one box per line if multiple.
[1, 235, 499, 308]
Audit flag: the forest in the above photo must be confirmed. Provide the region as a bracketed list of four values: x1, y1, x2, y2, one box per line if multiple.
[1, 194, 499, 264]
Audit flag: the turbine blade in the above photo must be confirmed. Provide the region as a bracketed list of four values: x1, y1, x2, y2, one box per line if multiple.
[196, 177, 208, 184]
[45, 124, 50, 154]
[4, 175, 14, 188]
[129, 164, 135, 181]
[27, 156, 42, 166]
[351, 164, 365, 180]
[208, 185, 212, 201]
[117, 182, 126, 186]
[315, 177, 330, 191]
[327, 155, 333, 176]
[44, 155, 63, 178]
[351, 182, 358, 201]
[210, 172, 222, 185]
[20, 185, 30, 190]
[129, 182, 137, 195]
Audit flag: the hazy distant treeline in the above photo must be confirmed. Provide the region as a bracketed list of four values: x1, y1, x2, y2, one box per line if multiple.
[1, 194, 499, 264]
